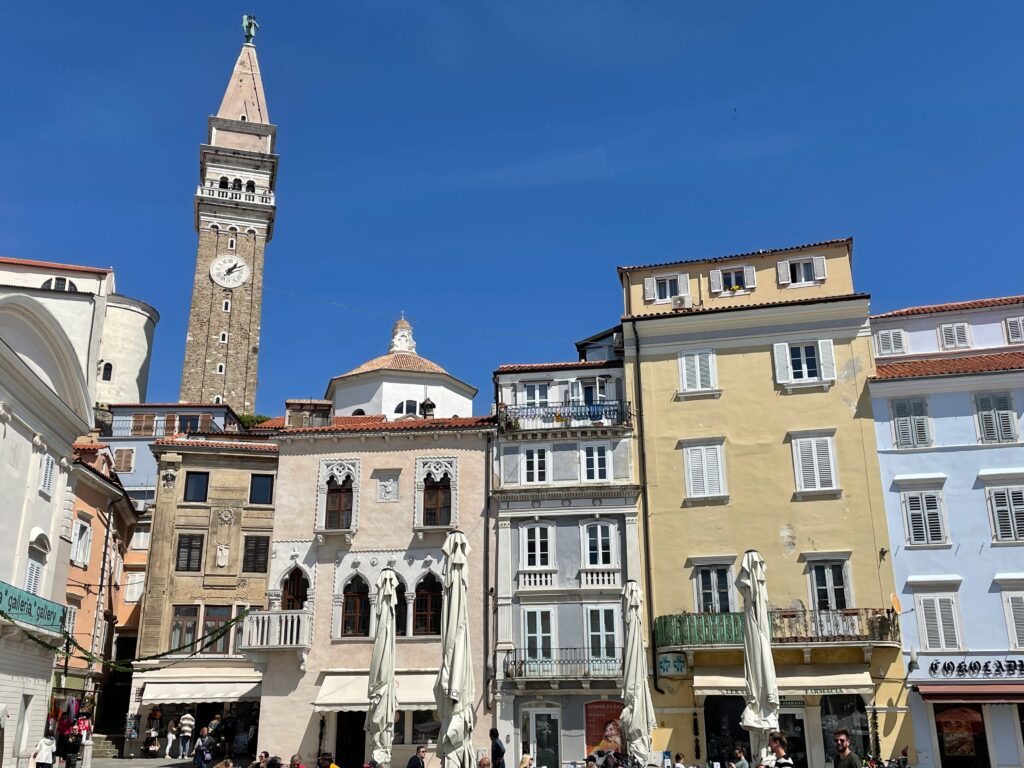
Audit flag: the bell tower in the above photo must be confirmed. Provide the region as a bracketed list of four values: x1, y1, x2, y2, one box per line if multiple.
[179, 18, 278, 414]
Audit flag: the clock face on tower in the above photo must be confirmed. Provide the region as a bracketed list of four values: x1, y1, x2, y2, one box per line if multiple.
[209, 255, 250, 288]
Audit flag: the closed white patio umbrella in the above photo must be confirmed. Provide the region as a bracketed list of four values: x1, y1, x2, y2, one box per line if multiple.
[434, 531, 475, 768]
[620, 580, 657, 767]
[366, 568, 399, 768]
[736, 550, 779, 764]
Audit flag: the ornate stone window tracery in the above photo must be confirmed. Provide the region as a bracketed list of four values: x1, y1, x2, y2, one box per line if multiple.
[414, 457, 458, 532]
[316, 459, 361, 537]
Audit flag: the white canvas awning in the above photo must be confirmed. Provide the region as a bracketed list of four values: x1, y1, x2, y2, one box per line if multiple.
[141, 681, 261, 704]
[694, 665, 874, 697]
[314, 672, 436, 712]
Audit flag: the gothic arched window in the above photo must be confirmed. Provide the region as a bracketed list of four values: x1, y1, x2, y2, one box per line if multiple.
[325, 477, 353, 530]
[414, 573, 442, 636]
[282, 568, 309, 610]
[101, 362, 113, 382]
[394, 580, 407, 636]
[423, 474, 452, 527]
[342, 576, 370, 636]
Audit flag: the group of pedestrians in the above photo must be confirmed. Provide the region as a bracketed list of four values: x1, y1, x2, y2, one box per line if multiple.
[750, 728, 861, 768]
[32, 713, 92, 768]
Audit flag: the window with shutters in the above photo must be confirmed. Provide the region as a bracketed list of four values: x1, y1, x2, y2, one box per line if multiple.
[891, 398, 931, 449]
[683, 442, 727, 499]
[522, 524, 554, 569]
[710, 266, 755, 295]
[170, 605, 199, 653]
[1004, 592, 1024, 650]
[987, 487, 1024, 542]
[242, 536, 270, 573]
[774, 340, 836, 389]
[175, 534, 204, 572]
[70, 521, 91, 568]
[790, 344, 819, 380]
[39, 454, 56, 496]
[902, 490, 947, 545]
[1006, 317, 1024, 345]
[113, 448, 135, 473]
[678, 350, 717, 394]
[523, 447, 548, 484]
[583, 522, 617, 567]
[695, 565, 732, 613]
[975, 392, 1018, 443]
[789, 259, 816, 284]
[776, 256, 826, 286]
[248, 474, 274, 505]
[875, 329, 907, 356]
[811, 561, 850, 610]
[64, 603, 79, 635]
[130, 523, 151, 550]
[124, 572, 145, 603]
[24, 547, 45, 595]
[130, 413, 155, 436]
[183, 472, 209, 502]
[939, 322, 970, 350]
[656, 276, 679, 302]
[581, 443, 610, 481]
[791, 435, 839, 494]
[916, 593, 962, 650]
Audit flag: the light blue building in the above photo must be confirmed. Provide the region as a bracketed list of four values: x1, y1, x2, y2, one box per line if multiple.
[869, 295, 1024, 768]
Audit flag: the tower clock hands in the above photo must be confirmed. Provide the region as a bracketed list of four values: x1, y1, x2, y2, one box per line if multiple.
[225, 263, 241, 276]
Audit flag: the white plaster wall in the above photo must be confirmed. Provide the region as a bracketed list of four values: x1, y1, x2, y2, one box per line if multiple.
[0, 638, 57, 762]
[0, 263, 109, 296]
[873, 306, 1024, 356]
[380, 379, 473, 418]
[97, 298, 157, 403]
[330, 377, 383, 415]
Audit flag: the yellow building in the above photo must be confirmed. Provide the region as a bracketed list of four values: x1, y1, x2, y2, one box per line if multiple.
[620, 239, 913, 768]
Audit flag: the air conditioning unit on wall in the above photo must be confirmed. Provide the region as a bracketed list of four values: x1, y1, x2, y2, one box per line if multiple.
[672, 294, 693, 309]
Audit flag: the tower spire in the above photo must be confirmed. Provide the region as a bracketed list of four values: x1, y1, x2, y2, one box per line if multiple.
[216, 26, 269, 124]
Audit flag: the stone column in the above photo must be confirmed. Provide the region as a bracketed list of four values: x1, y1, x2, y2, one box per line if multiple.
[368, 591, 377, 637]
[405, 596, 415, 638]
[803, 698, 824, 768]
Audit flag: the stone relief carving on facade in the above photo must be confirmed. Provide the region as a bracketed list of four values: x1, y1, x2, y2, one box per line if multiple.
[216, 544, 229, 568]
[161, 469, 177, 488]
[376, 472, 399, 503]
[218, 508, 235, 525]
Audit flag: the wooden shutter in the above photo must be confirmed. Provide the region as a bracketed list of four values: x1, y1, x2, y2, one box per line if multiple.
[681, 352, 698, 391]
[938, 596, 959, 648]
[39, 455, 55, 493]
[132, 413, 155, 436]
[905, 492, 943, 544]
[773, 343, 792, 384]
[199, 414, 213, 431]
[940, 324, 959, 349]
[643, 277, 656, 302]
[164, 414, 177, 435]
[25, 559, 42, 595]
[776, 260, 790, 285]
[743, 265, 756, 288]
[113, 449, 134, 473]
[818, 339, 836, 381]
[1008, 594, 1024, 648]
[892, 400, 914, 448]
[501, 447, 521, 485]
[794, 439, 816, 491]
[877, 331, 893, 356]
[243, 537, 269, 572]
[891, 329, 906, 353]
[704, 445, 723, 496]
[977, 393, 999, 442]
[911, 399, 930, 445]
[709, 269, 723, 293]
[676, 273, 690, 295]
[686, 446, 706, 497]
[698, 351, 713, 389]
[814, 438, 834, 488]
[125, 572, 145, 603]
[812, 255, 827, 280]
[954, 323, 969, 347]
[920, 595, 958, 650]
[1007, 317, 1024, 344]
[989, 488, 1023, 541]
[993, 392, 1017, 441]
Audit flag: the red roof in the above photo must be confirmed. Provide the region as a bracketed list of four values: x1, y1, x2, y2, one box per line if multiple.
[0, 255, 112, 275]
[617, 237, 851, 272]
[871, 294, 1024, 319]
[873, 351, 1024, 380]
[73, 441, 109, 450]
[280, 416, 496, 435]
[495, 360, 618, 374]
[151, 437, 279, 452]
[255, 415, 387, 429]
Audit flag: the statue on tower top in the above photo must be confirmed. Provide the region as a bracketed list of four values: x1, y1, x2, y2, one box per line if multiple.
[242, 14, 259, 44]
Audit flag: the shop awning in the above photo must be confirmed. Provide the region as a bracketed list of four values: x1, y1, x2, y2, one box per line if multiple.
[141, 681, 261, 704]
[313, 673, 436, 712]
[694, 665, 874, 697]
[916, 684, 1024, 703]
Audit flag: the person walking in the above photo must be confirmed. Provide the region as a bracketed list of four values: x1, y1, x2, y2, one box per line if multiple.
[489, 729, 505, 768]
[728, 747, 749, 768]
[194, 727, 215, 768]
[673, 753, 685, 768]
[405, 746, 427, 768]
[831, 729, 859, 768]
[179, 710, 196, 759]
[166, 718, 179, 759]
[758, 732, 793, 768]
[61, 725, 83, 768]
[32, 731, 57, 768]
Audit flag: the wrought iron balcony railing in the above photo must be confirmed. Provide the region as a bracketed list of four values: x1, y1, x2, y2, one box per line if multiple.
[502, 647, 623, 679]
[497, 401, 630, 431]
[239, 609, 313, 651]
[109, 416, 224, 437]
[655, 608, 899, 649]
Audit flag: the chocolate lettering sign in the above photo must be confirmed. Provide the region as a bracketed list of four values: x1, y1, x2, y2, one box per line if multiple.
[928, 658, 1024, 678]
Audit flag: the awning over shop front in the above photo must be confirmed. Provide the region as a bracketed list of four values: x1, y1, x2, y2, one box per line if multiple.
[141, 681, 262, 704]
[916, 684, 1024, 703]
[313, 672, 436, 712]
[694, 665, 874, 698]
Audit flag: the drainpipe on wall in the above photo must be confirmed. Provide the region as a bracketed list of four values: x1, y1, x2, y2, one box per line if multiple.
[630, 318, 664, 695]
[483, 429, 493, 711]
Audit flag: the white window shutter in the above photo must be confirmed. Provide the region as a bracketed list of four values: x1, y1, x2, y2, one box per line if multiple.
[911, 399, 930, 446]
[686, 446, 706, 497]
[818, 339, 836, 381]
[82, 525, 92, 567]
[705, 445, 723, 496]
[776, 260, 790, 285]
[905, 493, 927, 544]
[681, 352, 698, 391]
[814, 438, 835, 489]
[923, 492, 944, 542]
[794, 439, 816, 491]
[921, 597, 942, 649]
[773, 343, 792, 384]
[676, 273, 690, 295]
[812, 255, 827, 280]
[1007, 317, 1024, 344]
[991, 489, 1016, 540]
[643, 277, 656, 302]
[698, 351, 713, 389]
[743, 265, 756, 288]
[877, 331, 893, 356]
[1008, 594, 1024, 648]
[938, 596, 959, 648]
[25, 559, 42, 595]
[892, 329, 906, 354]
[977, 394, 998, 442]
[940, 324, 957, 350]
[709, 269, 723, 293]
[954, 323, 969, 347]
[1012, 489, 1024, 540]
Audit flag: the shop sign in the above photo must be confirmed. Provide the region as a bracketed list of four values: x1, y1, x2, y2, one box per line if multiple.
[585, 700, 625, 756]
[928, 658, 1024, 679]
[657, 652, 687, 677]
[0, 580, 65, 633]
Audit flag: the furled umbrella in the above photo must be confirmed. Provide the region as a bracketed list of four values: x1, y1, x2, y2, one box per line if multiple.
[433, 531, 476, 768]
[620, 580, 657, 768]
[736, 550, 780, 764]
[366, 568, 399, 768]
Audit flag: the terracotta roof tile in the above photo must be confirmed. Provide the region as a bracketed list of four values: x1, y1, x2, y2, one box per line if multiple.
[872, 351, 1024, 380]
[280, 416, 496, 435]
[255, 415, 387, 430]
[336, 351, 448, 378]
[617, 237, 852, 272]
[624, 292, 869, 322]
[73, 441, 109, 450]
[151, 436, 279, 452]
[495, 360, 620, 374]
[871, 294, 1024, 319]
[0, 255, 113, 275]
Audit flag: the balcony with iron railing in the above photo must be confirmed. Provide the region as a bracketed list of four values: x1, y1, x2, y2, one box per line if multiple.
[238, 609, 313, 652]
[497, 400, 630, 432]
[655, 608, 900, 649]
[502, 647, 623, 680]
[110, 416, 224, 437]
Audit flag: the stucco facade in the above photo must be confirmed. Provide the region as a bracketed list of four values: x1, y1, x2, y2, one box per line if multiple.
[621, 239, 911, 768]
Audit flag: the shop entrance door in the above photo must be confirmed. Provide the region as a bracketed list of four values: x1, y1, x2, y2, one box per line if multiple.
[336, 711, 366, 763]
[933, 703, 991, 768]
[524, 708, 560, 768]
[778, 709, 808, 768]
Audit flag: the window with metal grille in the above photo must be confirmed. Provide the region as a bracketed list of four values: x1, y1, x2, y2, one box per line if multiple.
[175, 534, 203, 572]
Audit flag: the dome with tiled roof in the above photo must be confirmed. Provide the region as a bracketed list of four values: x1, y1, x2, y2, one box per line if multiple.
[337, 315, 449, 378]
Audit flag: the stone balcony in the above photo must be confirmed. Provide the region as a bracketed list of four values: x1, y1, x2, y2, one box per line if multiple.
[239, 609, 312, 668]
[196, 184, 275, 207]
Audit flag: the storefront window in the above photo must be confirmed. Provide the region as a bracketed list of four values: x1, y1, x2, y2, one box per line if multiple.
[820, 695, 869, 764]
[703, 696, 751, 767]
[934, 703, 989, 768]
[412, 710, 441, 743]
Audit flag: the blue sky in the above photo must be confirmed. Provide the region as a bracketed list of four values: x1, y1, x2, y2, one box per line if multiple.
[2, 3, 1022, 415]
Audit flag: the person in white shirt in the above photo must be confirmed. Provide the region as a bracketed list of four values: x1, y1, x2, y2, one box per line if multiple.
[33, 733, 57, 768]
[179, 711, 196, 758]
[673, 753, 685, 768]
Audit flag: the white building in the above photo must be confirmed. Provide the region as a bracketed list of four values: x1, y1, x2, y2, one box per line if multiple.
[0, 256, 159, 405]
[0, 285, 92, 765]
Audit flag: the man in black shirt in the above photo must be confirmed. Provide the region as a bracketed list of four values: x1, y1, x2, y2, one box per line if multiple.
[406, 746, 427, 768]
[490, 729, 506, 768]
[832, 728, 860, 768]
